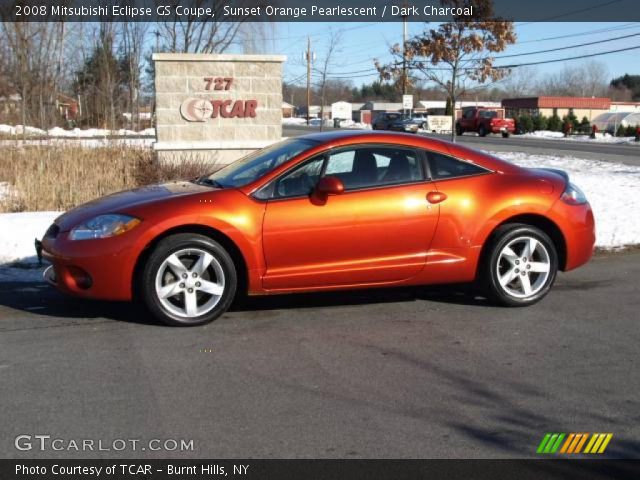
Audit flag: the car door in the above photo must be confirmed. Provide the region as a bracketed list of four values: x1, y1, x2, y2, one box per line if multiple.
[261, 145, 441, 290]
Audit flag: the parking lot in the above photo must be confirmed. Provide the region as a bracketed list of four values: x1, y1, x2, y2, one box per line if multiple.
[1, 250, 638, 459]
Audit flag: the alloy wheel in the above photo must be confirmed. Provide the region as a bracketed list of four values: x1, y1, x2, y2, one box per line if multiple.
[495, 236, 551, 299]
[154, 248, 225, 318]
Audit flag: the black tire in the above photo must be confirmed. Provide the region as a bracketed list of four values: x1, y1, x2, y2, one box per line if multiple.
[140, 233, 237, 326]
[478, 224, 558, 307]
[478, 125, 487, 137]
[502, 131, 510, 138]
[456, 124, 464, 136]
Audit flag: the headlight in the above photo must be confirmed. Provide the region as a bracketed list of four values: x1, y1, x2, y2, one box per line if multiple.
[69, 214, 141, 240]
[561, 182, 588, 205]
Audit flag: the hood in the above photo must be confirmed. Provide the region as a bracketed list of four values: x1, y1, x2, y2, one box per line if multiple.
[54, 181, 214, 231]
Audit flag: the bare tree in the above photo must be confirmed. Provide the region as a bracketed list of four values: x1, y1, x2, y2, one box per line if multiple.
[539, 61, 609, 97]
[120, 22, 149, 130]
[314, 30, 343, 131]
[0, 19, 70, 135]
[157, 0, 245, 53]
[501, 66, 538, 98]
[377, 0, 516, 141]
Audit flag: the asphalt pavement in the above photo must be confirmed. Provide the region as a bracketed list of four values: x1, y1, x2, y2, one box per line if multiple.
[1, 251, 639, 459]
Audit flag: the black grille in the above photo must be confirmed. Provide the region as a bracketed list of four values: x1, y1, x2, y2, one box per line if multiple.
[44, 223, 60, 239]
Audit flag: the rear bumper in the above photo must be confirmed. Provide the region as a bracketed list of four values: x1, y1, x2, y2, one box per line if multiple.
[548, 200, 596, 271]
[491, 125, 515, 133]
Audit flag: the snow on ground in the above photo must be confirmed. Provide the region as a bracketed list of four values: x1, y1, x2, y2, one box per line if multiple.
[0, 124, 155, 138]
[46, 126, 155, 137]
[0, 211, 60, 282]
[491, 151, 640, 249]
[0, 124, 47, 136]
[0, 211, 60, 265]
[0, 137, 155, 148]
[282, 117, 307, 125]
[521, 130, 638, 144]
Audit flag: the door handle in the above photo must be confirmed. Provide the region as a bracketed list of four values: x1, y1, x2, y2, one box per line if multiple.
[426, 191, 447, 204]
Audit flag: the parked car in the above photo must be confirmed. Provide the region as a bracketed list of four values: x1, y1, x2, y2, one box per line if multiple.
[372, 112, 403, 130]
[39, 131, 595, 326]
[389, 117, 420, 133]
[456, 107, 516, 138]
[411, 113, 428, 129]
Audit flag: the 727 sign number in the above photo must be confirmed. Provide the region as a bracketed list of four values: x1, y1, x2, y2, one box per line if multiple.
[204, 77, 233, 91]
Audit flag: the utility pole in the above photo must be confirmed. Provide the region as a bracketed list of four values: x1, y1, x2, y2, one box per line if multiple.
[402, 11, 408, 96]
[305, 36, 312, 126]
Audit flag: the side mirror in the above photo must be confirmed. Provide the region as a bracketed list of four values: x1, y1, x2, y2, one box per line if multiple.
[315, 176, 345, 196]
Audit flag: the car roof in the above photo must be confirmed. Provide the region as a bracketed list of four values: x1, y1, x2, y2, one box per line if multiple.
[294, 130, 522, 174]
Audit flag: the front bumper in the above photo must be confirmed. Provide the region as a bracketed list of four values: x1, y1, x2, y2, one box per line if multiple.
[40, 229, 139, 301]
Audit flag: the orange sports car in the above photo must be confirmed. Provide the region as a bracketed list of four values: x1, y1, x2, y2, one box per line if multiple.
[39, 131, 595, 326]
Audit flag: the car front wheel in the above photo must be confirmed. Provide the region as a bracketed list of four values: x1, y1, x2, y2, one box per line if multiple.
[140, 233, 237, 326]
[480, 224, 558, 307]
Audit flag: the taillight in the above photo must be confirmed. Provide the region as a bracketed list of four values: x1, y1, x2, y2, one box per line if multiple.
[561, 182, 588, 205]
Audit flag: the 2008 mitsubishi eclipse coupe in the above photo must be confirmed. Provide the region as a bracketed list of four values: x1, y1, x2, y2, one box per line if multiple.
[40, 131, 595, 326]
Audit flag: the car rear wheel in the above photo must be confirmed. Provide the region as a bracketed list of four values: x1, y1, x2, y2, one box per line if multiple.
[456, 124, 464, 136]
[140, 233, 237, 326]
[502, 131, 510, 138]
[480, 224, 558, 307]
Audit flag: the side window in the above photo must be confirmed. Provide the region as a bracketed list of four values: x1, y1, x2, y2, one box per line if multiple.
[428, 152, 489, 180]
[324, 147, 422, 190]
[275, 156, 324, 198]
[325, 150, 354, 175]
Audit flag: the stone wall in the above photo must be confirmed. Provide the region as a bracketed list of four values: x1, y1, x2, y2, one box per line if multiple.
[152, 53, 286, 165]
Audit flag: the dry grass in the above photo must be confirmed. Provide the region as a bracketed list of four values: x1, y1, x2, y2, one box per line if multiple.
[0, 145, 215, 212]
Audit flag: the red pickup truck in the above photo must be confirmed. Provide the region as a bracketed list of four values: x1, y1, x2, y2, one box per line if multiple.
[456, 107, 516, 138]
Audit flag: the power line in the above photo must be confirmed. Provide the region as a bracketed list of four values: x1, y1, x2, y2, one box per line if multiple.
[517, 22, 638, 44]
[317, 26, 640, 78]
[259, 22, 379, 43]
[495, 31, 640, 59]
[516, 0, 623, 26]
[496, 44, 640, 68]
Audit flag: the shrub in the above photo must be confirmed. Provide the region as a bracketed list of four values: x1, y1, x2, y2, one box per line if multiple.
[547, 114, 562, 132]
[625, 124, 637, 137]
[517, 114, 533, 133]
[579, 116, 591, 134]
[616, 124, 627, 137]
[532, 115, 547, 131]
[0, 145, 215, 212]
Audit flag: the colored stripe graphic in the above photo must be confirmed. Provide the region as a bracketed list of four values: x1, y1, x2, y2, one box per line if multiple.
[560, 433, 575, 453]
[574, 433, 589, 453]
[538, 433, 613, 454]
[598, 434, 613, 453]
[537, 433, 565, 454]
[537, 434, 551, 453]
[584, 433, 613, 454]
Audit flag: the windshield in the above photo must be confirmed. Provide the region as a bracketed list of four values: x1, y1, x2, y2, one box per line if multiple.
[204, 138, 319, 188]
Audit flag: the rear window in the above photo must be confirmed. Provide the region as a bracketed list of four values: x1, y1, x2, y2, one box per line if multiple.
[479, 110, 498, 119]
